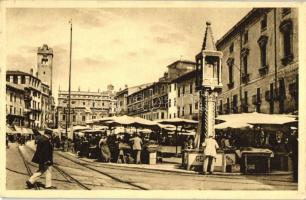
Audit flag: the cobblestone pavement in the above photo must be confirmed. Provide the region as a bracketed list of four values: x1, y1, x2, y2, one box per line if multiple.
[6, 142, 298, 190]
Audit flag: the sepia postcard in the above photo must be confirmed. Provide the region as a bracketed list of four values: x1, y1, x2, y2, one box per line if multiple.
[0, 0, 305, 199]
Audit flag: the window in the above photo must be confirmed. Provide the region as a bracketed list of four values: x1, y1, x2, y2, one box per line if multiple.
[10, 106, 12, 114]
[72, 115, 76, 122]
[168, 99, 171, 107]
[260, 42, 267, 67]
[83, 102, 86, 106]
[219, 100, 223, 114]
[189, 83, 193, 94]
[169, 114, 171, 119]
[161, 112, 164, 119]
[256, 88, 261, 113]
[280, 20, 293, 65]
[226, 97, 230, 114]
[178, 87, 180, 97]
[10, 93, 12, 102]
[229, 43, 234, 53]
[261, 15, 267, 31]
[195, 102, 198, 110]
[93, 102, 95, 107]
[189, 104, 192, 114]
[169, 85, 171, 92]
[243, 55, 248, 75]
[228, 64, 233, 84]
[174, 83, 177, 90]
[233, 95, 238, 113]
[174, 98, 176, 106]
[14, 95, 16, 102]
[174, 113, 176, 118]
[177, 107, 180, 117]
[13, 76, 18, 84]
[62, 115, 66, 121]
[21, 76, 26, 84]
[243, 31, 248, 44]
[182, 107, 185, 116]
[92, 115, 96, 119]
[20, 108, 22, 115]
[258, 35, 268, 71]
[182, 85, 185, 95]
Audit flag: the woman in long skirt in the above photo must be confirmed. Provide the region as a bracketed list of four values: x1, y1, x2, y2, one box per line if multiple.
[99, 136, 111, 162]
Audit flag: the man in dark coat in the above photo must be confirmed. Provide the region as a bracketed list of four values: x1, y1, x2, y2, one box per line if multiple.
[26, 130, 56, 189]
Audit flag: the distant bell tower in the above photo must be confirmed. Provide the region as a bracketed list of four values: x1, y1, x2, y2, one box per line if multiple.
[37, 44, 53, 93]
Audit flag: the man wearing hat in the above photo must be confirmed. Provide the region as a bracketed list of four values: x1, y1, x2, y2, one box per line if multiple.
[202, 135, 219, 174]
[26, 129, 56, 189]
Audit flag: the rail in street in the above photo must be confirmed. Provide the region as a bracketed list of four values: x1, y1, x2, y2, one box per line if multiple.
[6, 142, 298, 190]
[17, 146, 40, 190]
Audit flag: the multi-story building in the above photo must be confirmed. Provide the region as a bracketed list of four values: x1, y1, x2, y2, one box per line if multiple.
[126, 60, 196, 120]
[6, 82, 25, 126]
[171, 70, 199, 120]
[216, 8, 298, 114]
[115, 87, 128, 115]
[127, 81, 168, 121]
[57, 86, 117, 127]
[6, 44, 55, 129]
[6, 69, 52, 128]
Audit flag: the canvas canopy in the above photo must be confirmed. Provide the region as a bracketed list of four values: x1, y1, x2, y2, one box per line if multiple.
[216, 112, 297, 127]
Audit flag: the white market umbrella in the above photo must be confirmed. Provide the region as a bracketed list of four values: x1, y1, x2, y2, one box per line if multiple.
[216, 112, 296, 126]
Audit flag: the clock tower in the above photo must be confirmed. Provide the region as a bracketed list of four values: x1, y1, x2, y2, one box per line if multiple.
[37, 44, 53, 93]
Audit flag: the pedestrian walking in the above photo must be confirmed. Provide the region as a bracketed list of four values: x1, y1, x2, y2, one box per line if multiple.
[130, 133, 143, 164]
[26, 130, 56, 189]
[99, 136, 111, 162]
[202, 135, 219, 174]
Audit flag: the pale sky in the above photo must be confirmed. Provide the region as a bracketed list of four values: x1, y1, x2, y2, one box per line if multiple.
[6, 8, 251, 100]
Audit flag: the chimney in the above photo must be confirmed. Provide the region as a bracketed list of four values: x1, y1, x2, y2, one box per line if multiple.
[125, 84, 128, 89]
[78, 86, 80, 91]
[98, 88, 100, 93]
[36, 72, 38, 77]
[30, 68, 33, 75]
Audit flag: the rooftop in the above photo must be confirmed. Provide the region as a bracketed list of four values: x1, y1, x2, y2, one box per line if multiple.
[166, 60, 196, 69]
[216, 8, 270, 48]
[6, 70, 41, 81]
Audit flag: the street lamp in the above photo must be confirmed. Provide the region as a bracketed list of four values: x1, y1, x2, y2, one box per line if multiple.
[195, 22, 223, 141]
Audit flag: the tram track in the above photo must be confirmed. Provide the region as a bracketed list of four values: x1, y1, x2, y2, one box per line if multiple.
[21, 145, 91, 190]
[54, 151, 149, 190]
[17, 146, 40, 190]
[25, 144, 147, 190]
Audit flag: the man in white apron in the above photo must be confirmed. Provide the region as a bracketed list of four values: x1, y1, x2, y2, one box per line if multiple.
[202, 135, 219, 174]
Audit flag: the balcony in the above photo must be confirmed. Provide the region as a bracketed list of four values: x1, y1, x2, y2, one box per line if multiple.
[241, 73, 250, 84]
[259, 65, 269, 76]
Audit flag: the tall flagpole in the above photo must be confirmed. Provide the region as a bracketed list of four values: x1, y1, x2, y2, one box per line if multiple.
[66, 19, 72, 138]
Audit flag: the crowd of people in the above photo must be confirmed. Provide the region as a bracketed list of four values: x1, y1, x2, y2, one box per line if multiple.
[52, 131, 160, 165]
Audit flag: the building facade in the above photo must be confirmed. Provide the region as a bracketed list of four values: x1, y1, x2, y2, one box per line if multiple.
[127, 82, 168, 121]
[57, 87, 117, 127]
[172, 70, 199, 120]
[6, 82, 25, 127]
[216, 8, 298, 114]
[6, 70, 53, 129]
[125, 60, 196, 120]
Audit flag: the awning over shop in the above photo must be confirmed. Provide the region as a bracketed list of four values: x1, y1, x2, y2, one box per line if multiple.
[216, 112, 297, 128]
